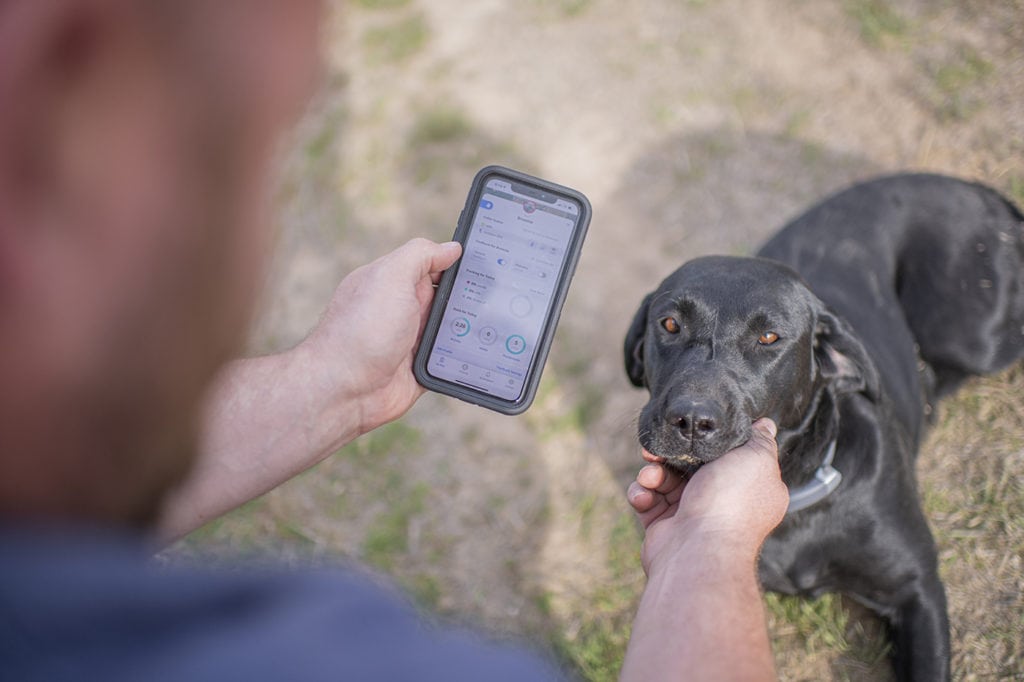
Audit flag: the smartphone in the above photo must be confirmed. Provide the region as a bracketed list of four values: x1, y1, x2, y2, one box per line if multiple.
[414, 166, 591, 414]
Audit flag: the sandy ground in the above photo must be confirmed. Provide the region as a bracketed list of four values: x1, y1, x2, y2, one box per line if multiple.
[177, 1, 1024, 679]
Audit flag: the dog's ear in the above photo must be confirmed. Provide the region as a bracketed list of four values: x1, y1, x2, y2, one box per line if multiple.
[624, 293, 653, 387]
[814, 309, 880, 400]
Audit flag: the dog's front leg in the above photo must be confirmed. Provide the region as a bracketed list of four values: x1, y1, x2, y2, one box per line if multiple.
[888, 572, 950, 682]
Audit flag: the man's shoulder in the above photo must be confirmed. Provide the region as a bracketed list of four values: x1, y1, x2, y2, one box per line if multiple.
[0, 524, 564, 682]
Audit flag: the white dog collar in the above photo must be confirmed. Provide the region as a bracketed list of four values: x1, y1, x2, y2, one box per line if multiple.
[786, 439, 842, 514]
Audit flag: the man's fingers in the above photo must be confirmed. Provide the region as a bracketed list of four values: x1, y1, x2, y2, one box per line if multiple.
[630, 464, 686, 529]
[628, 481, 674, 529]
[637, 461, 684, 495]
[413, 239, 461, 278]
[387, 238, 463, 285]
[627, 481, 656, 512]
[746, 418, 779, 460]
[629, 421, 776, 531]
[430, 240, 462, 272]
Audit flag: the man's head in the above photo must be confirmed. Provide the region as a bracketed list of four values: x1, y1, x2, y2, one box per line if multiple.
[0, 0, 323, 526]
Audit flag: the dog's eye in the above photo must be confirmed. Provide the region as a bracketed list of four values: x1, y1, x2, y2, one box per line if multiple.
[758, 331, 780, 345]
[661, 317, 680, 334]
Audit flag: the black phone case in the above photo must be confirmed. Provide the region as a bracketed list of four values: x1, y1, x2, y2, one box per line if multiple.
[413, 165, 591, 414]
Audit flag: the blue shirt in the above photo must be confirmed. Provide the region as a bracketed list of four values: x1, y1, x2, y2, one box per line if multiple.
[0, 525, 565, 681]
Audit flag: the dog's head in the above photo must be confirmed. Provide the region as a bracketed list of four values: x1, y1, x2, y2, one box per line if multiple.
[624, 255, 878, 475]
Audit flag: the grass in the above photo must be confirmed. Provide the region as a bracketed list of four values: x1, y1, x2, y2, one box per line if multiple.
[353, 0, 411, 9]
[296, 88, 348, 185]
[845, 0, 908, 47]
[518, 372, 646, 680]
[539, 383, 606, 436]
[362, 14, 429, 65]
[1006, 175, 1024, 210]
[934, 49, 993, 96]
[548, 341, 609, 432]
[342, 425, 451, 612]
[555, 0, 593, 17]
[547, 512, 643, 681]
[400, 101, 522, 190]
[362, 482, 427, 571]
[765, 593, 893, 676]
[919, 364, 1024, 677]
[341, 420, 422, 466]
[304, 118, 339, 166]
[530, 0, 595, 18]
[168, 351, 1023, 663]
[184, 3, 1024, 677]
[178, 497, 272, 553]
[408, 105, 473, 147]
[930, 46, 994, 121]
[766, 593, 852, 653]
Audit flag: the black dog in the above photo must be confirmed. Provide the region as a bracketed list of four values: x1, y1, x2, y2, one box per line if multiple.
[624, 174, 1024, 681]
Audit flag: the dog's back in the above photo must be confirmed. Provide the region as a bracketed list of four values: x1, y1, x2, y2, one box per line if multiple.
[759, 174, 1024, 437]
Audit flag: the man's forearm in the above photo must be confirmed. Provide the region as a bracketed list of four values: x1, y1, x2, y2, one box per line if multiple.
[620, 535, 777, 682]
[157, 344, 362, 543]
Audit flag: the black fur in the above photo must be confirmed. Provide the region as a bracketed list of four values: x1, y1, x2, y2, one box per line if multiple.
[624, 173, 1024, 681]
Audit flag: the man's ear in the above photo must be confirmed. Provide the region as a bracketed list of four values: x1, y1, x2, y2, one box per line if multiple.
[814, 308, 880, 400]
[624, 292, 653, 387]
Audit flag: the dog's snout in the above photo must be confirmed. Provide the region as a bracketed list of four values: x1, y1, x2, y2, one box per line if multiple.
[666, 397, 722, 441]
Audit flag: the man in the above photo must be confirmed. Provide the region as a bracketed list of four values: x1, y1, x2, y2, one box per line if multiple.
[0, 1, 788, 680]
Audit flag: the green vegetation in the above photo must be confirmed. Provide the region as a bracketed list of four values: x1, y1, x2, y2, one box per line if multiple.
[540, 383, 606, 436]
[404, 573, 443, 611]
[304, 116, 340, 165]
[931, 46, 994, 120]
[845, 0, 907, 46]
[934, 49, 993, 96]
[180, 497, 271, 552]
[408, 105, 473, 147]
[340, 424, 450, 612]
[402, 102, 522, 188]
[1007, 176, 1024, 211]
[766, 593, 851, 652]
[180, 2, 1024, 677]
[556, 0, 593, 17]
[363, 14, 429, 64]
[362, 482, 428, 571]
[549, 512, 643, 681]
[530, 0, 595, 18]
[765, 592, 892, 667]
[921, 365, 1024, 673]
[353, 0, 412, 9]
[341, 421, 422, 467]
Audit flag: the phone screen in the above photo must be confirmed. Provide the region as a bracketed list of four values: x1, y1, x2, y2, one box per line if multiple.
[424, 176, 583, 401]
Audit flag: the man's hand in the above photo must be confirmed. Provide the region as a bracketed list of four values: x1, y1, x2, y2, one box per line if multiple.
[627, 418, 788, 575]
[158, 239, 461, 541]
[620, 419, 788, 682]
[302, 238, 462, 437]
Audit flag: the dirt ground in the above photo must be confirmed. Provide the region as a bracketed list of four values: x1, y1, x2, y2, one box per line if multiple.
[176, 1, 1024, 679]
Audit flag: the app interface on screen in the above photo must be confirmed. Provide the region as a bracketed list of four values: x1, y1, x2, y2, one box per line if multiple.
[427, 177, 581, 400]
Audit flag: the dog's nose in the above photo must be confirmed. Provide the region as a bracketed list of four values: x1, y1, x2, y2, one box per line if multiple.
[666, 398, 722, 441]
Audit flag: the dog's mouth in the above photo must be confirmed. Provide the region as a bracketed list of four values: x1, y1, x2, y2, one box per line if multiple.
[639, 415, 751, 476]
[638, 432, 714, 477]
[642, 447, 701, 469]
[637, 384, 756, 471]
[661, 453, 705, 478]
